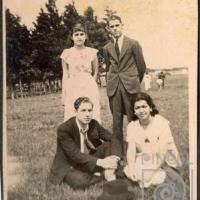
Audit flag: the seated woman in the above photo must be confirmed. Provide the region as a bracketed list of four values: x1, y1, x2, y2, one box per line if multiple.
[124, 92, 182, 188]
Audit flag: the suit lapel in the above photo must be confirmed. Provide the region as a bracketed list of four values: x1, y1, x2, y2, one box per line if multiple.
[72, 117, 81, 148]
[107, 37, 130, 62]
[107, 41, 119, 62]
[119, 36, 130, 61]
[87, 120, 95, 140]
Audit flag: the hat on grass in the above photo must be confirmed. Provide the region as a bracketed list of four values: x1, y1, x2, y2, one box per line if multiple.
[97, 180, 133, 200]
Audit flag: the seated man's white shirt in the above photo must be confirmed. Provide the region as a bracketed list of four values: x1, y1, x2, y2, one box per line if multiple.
[76, 118, 89, 153]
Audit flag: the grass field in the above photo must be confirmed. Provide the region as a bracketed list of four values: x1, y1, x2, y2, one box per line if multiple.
[6, 74, 189, 200]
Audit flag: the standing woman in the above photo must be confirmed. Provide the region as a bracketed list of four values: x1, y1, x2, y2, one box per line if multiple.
[60, 23, 101, 122]
[143, 71, 151, 91]
[124, 92, 182, 188]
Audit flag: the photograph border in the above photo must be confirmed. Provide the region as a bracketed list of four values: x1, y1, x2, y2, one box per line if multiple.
[1, 1, 199, 200]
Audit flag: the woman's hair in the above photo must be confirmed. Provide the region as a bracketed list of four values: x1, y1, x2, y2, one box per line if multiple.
[74, 97, 93, 110]
[131, 92, 159, 121]
[72, 23, 86, 34]
[67, 22, 88, 47]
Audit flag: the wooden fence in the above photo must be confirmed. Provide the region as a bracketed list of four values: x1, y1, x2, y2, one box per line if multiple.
[7, 71, 107, 99]
[7, 79, 62, 99]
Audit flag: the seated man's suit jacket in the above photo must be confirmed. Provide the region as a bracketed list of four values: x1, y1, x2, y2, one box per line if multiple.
[49, 117, 111, 185]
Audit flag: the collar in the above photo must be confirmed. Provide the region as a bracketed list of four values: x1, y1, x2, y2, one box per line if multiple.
[76, 118, 89, 133]
[113, 34, 124, 43]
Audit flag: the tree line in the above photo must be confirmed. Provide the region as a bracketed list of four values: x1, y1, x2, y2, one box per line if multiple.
[6, 0, 115, 98]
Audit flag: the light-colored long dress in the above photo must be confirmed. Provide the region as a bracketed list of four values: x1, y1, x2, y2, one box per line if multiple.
[60, 46, 101, 122]
[124, 115, 181, 188]
[143, 73, 151, 91]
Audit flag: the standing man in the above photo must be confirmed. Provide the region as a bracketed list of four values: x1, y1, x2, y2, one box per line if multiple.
[49, 97, 119, 189]
[158, 71, 166, 89]
[103, 15, 146, 161]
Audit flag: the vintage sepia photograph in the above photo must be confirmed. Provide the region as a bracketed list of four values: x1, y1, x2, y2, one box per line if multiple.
[3, 0, 197, 199]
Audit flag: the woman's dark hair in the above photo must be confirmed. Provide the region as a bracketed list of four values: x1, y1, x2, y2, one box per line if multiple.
[72, 23, 86, 34]
[131, 92, 159, 121]
[67, 22, 88, 47]
[74, 97, 93, 110]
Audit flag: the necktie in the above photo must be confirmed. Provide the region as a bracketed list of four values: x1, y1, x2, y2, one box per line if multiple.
[81, 130, 96, 153]
[115, 38, 120, 58]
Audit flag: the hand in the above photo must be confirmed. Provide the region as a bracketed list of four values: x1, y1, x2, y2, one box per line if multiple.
[124, 164, 138, 181]
[104, 169, 116, 181]
[165, 150, 182, 168]
[97, 155, 120, 169]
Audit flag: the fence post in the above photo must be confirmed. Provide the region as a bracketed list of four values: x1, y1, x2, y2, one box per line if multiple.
[19, 79, 23, 98]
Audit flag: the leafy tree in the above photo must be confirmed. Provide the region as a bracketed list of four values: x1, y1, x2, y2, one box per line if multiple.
[6, 2, 113, 94]
[84, 6, 94, 22]
[31, 0, 64, 80]
[6, 9, 31, 85]
[62, 1, 81, 31]
[83, 7, 109, 50]
[102, 7, 117, 24]
[62, 1, 82, 47]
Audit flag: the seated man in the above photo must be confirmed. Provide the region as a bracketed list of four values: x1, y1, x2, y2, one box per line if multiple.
[49, 97, 119, 189]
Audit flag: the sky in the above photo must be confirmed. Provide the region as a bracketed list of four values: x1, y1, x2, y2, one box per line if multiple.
[4, 0, 198, 69]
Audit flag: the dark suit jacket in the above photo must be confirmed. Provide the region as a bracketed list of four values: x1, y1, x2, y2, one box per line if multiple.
[49, 117, 111, 185]
[103, 36, 146, 96]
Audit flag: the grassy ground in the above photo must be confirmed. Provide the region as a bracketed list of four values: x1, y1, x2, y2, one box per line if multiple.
[6, 74, 189, 200]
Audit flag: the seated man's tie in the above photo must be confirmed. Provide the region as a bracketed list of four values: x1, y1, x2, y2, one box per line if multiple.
[81, 129, 96, 153]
